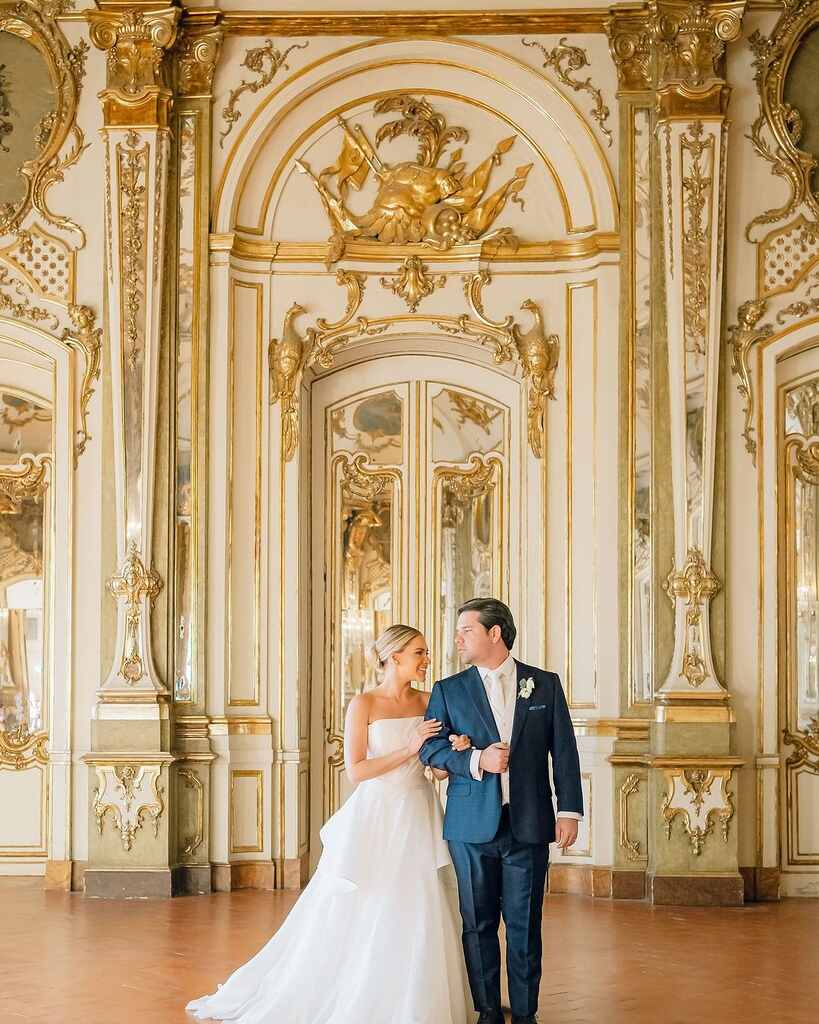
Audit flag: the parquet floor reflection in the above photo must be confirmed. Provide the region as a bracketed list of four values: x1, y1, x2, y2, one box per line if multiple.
[3, 878, 817, 1024]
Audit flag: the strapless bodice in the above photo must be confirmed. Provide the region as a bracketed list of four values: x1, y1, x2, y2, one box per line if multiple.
[365, 715, 426, 788]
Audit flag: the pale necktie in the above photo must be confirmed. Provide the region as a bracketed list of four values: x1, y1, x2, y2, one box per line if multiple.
[487, 669, 506, 713]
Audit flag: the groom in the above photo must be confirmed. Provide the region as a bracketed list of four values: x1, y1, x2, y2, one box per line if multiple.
[420, 598, 583, 1024]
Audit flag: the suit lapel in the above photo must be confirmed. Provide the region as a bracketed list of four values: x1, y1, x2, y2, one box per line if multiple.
[509, 660, 531, 754]
[463, 665, 500, 743]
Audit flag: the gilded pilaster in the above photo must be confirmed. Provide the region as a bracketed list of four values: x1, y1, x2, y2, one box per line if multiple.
[608, 0, 746, 904]
[83, 1, 180, 898]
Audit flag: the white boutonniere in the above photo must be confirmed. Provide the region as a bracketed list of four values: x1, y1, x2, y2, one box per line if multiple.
[518, 677, 535, 699]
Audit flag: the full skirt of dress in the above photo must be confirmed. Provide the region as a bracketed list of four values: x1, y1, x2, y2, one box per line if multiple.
[187, 719, 476, 1024]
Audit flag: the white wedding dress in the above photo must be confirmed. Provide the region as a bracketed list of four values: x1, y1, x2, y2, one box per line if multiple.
[187, 715, 477, 1024]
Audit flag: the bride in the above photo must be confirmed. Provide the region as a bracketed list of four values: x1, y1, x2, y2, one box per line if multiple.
[187, 624, 478, 1024]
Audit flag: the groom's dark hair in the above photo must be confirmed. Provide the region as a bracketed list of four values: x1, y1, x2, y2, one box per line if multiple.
[458, 598, 517, 650]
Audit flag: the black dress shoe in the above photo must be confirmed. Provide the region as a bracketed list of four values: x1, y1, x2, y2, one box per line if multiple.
[511, 1016, 538, 1024]
[477, 1012, 504, 1024]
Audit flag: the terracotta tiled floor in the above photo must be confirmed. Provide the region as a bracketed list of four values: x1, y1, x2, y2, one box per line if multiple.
[3, 878, 817, 1023]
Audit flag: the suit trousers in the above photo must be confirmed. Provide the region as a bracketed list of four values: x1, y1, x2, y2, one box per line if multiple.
[448, 806, 549, 1018]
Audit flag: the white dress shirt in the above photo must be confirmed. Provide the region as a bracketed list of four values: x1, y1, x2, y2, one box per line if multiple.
[468, 655, 583, 821]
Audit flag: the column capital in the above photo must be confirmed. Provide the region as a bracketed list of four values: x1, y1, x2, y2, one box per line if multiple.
[87, 3, 181, 126]
[606, 5, 655, 93]
[175, 23, 224, 97]
[651, 0, 746, 92]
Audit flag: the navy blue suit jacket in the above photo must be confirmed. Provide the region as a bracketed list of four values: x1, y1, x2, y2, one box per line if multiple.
[419, 661, 583, 844]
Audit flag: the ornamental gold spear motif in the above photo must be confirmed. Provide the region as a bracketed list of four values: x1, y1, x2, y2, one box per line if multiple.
[296, 95, 533, 265]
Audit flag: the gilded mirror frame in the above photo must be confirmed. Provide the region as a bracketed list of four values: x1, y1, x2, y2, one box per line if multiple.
[0, 0, 86, 242]
[748, 0, 819, 234]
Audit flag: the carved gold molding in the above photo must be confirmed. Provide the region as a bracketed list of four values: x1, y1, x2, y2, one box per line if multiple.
[663, 547, 721, 688]
[211, 9, 612, 37]
[87, 4, 180, 127]
[652, 1, 746, 89]
[379, 256, 445, 312]
[107, 540, 163, 684]
[0, 266, 59, 330]
[0, 0, 89, 241]
[178, 765, 204, 858]
[746, 0, 819, 239]
[92, 763, 165, 851]
[619, 771, 644, 861]
[0, 722, 49, 770]
[660, 764, 736, 855]
[0, 453, 49, 512]
[783, 715, 819, 774]
[522, 36, 612, 146]
[216, 232, 621, 264]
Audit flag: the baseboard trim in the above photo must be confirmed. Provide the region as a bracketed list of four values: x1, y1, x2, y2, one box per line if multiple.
[649, 872, 744, 906]
[739, 866, 781, 902]
[84, 868, 173, 900]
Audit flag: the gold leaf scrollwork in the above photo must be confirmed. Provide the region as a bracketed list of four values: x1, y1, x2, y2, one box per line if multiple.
[522, 37, 612, 146]
[118, 131, 148, 373]
[619, 772, 643, 861]
[107, 540, 163, 684]
[297, 95, 532, 263]
[326, 729, 345, 770]
[439, 452, 499, 505]
[178, 766, 204, 858]
[0, 721, 49, 770]
[269, 301, 307, 463]
[663, 547, 721, 688]
[87, 6, 180, 98]
[746, 0, 819, 239]
[783, 715, 819, 774]
[93, 763, 165, 852]
[661, 766, 735, 855]
[220, 39, 308, 147]
[61, 303, 102, 466]
[727, 298, 773, 461]
[0, 452, 49, 512]
[0, 266, 59, 329]
[380, 256, 445, 312]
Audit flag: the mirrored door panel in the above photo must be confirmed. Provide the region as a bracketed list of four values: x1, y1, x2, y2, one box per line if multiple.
[310, 357, 518, 865]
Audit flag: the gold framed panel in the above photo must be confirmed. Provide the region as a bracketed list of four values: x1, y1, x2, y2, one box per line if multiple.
[229, 768, 264, 855]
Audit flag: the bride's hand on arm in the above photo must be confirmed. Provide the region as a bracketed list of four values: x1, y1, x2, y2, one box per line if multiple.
[344, 697, 442, 784]
[430, 734, 472, 780]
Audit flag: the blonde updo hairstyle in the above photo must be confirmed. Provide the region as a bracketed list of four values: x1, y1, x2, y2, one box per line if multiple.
[367, 624, 422, 676]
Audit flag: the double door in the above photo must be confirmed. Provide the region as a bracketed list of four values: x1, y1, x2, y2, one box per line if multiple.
[309, 354, 522, 863]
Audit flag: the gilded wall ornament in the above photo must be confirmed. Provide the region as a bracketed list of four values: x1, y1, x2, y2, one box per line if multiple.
[269, 301, 307, 462]
[117, 130, 148, 371]
[176, 26, 223, 97]
[0, 452, 48, 511]
[219, 38, 308, 146]
[0, 265, 58, 329]
[746, 0, 819, 239]
[0, 1, 90, 242]
[513, 299, 560, 459]
[107, 540, 163, 684]
[93, 763, 165, 851]
[379, 256, 445, 312]
[663, 547, 721, 688]
[783, 715, 819, 774]
[0, 721, 48, 770]
[62, 302, 102, 466]
[297, 96, 532, 264]
[619, 772, 643, 861]
[0, 61, 12, 153]
[727, 298, 773, 460]
[521, 37, 612, 146]
[681, 121, 713, 356]
[661, 765, 735, 855]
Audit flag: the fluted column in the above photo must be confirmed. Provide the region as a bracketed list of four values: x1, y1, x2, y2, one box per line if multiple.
[83, 1, 180, 898]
